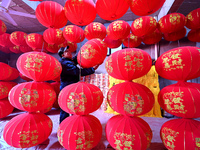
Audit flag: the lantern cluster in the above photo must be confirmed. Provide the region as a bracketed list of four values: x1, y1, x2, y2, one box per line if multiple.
[57, 82, 103, 149]
[105, 48, 154, 149]
[155, 46, 200, 149]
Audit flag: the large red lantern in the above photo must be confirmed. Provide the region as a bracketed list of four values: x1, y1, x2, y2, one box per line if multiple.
[105, 48, 152, 81]
[26, 33, 45, 50]
[96, 0, 130, 20]
[58, 82, 103, 115]
[158, 81, 200, 118]
[0, 99, 14, 118]
[130, 0, 165, 16]
[0, 81, 17, 99]
[57, 114, 102, 150]
[77, 38, 107, 68]
[10, 31, 27, 46]
[64, 0, 96, 26]
[0, 33, 15, 47]
[160, 118, 200, 150]
[131, 16, 157, 37]
[186, 8, 200, 30]
[0, 20, 7, 35]
[84, 22, 107, 40]
[155, 46, 200, 81]
[16, 52, 62, 82]
[43, 28, 65, 45]
[9, 81, 56, 112]
[106, 115, 152, 150]
[3, 113, 53, 148]
[6, 67, 19, 81]
[142, 28, 162, 45]
[107, 81, 155, 116]
[35, 1, 67, 28]
[187, 28, 200, 42]
[107, 20, 131, 40]
[163, 27, 186, 41]
[9, 45, 22, 54]
[104, 36, 122, 48]
[63, 25, 85, 43]
[0, 62, 12, 81]
[158, 13, 186, 33]
[122, 33, 142, 48]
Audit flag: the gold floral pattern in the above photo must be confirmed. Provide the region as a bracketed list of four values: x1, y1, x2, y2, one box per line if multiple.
[19, 130, 39, 147]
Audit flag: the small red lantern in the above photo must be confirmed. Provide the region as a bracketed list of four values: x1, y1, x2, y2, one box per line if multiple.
[105, 48, 152, 81]
[6, 68, 19, 81]
[45, 43, 60, 53]
[104, 36, 122, 48]
[9, 45, 22, 54]
[35, 1, 68, 28]
[58, 82, 103, 115]
[160, 118, 200, 150]
[186, 8, 200, 30]
[131, 16, 157, 37]
[10, 31, 27, 46]
[77, 38, 107, 68]
[64, 0, 96, 26]
[43, 28, 65, 45]
[16, 52, 62, 82]
[187, 28, 200, 42]
[0, 62, 12, 81]
[130, 0, 165, 16]
[0, 99, 14, 118]
[122, 33, 142, 48]
[96, 0, 130, 20]
[0, 46, 11, 53]
[26, 33, 45, 50]
[57, 114, 102, 150]
[163, 27, 186, 41]
[158, 81, 200, 118]
[0, 20, 7, 35]
[0, 33, 15, 47]
[0, 81, 17, 100]
[84, 22, 107, 40]
[3, 113, 53, 148]
[19, 73, 32, 82]
[107, 20, 131, 40]
[106, 115, 152, 150]
[107, 81, 154, 116]
[142, 29, 162, 45]
[51, 81, 60, 108]
[67, 41, 77, 53]
[155, 46, 200, 81]
[158, 13, 186, 33]
[63, 25, 85, 43]
[19, 44, 33, 53]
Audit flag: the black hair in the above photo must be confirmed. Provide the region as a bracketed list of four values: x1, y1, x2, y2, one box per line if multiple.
[58, 46, 69, 58]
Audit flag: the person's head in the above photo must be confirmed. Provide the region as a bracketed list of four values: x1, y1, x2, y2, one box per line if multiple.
[58, 46, 72, 59]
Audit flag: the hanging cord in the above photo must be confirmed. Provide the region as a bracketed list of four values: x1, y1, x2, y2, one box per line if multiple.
[128, 34, 130, 48]
[79, 35, 82, 81]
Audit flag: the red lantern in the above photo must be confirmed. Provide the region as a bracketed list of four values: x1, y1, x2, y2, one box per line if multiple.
[106, 115, 152, 150]
[160, 118, 200, 150]
[131, 16, 157, 37]
[122, 33, 142, 48]
[10, 31, 27, 46]
[77, 38, 107, 68]
[142, 28, 162, 45]
[9, 81, 56, 112]
[58, 82, 103, 115]
[105, 48, 152, 81]
[35, 1, 68, 28]
[130, 0, 165, 16]
[9, 45, 22, 54]
[158, 81, 200, 118]
[45, 43, 60, 53]
[64, 0, 96, 26]
[43, 28, 65, 45]
[19, 73, 32, 82]
[16, 52, 62, 82]
[104, 36, 122, 48]
[84, 22, 107, 40]
[67, 41, 77, 53]
[187, 28, 200, 42]
[0, 33, 15, 47]
[0, 99, 14, 118]
[158, 13, 186, 33]
[57, 114, 102, 150]
[96, 0, 130, 20]
[51, 81, 60, 108]
[107, 20, 131, 40]
[163, 27, 186, 41]
[0, 46, 11, 53]
[26, 33, 45, 50]
[0, 62, 12, 81]
[0, 20, 7, 35]
[0, 81, 17, 99]
[155, 46, 200, 81]
[6, 68, 19, 81]
[186, 8, 200, 30]
[63, 25, 85, 43]
[3, 113, 53, 148]
[19, 44, 33, 53]
[107, 81, 155, 116]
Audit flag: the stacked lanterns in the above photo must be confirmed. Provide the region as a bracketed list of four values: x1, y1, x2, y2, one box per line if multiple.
[155, 46, 200, 149]
[3, 51, 62, 148]
[57, 82, 103, 149]
[105, 48, 155, 149]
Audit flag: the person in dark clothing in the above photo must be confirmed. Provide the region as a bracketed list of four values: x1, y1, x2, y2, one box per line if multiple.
[58, 46, 98, 123]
